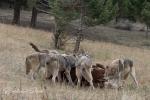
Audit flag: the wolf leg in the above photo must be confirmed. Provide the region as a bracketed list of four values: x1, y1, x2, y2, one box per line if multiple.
[76, 67, 82, 87]
[65, 69, 74, 85]
[130, 67, 139, 87]
[82, 68, 94, 89]
[52, 68, 59, 83]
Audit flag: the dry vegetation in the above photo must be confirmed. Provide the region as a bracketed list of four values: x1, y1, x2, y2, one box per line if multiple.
[0, 23, 150, 100]
[83, 25, 150, 48]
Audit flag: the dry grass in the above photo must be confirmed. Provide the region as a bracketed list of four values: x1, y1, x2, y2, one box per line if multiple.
[0, 23, 150, 100]
[84, 26, 150, 48]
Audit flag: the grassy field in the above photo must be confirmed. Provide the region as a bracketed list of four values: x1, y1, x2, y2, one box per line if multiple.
[0, 23, 150, 100]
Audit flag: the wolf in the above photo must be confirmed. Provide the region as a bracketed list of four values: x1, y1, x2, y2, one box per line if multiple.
[26, 42, 59, 80]
[29, 42, 59, 54]
[105, 58, 139, 88]
[25, 52, 48, 80]
[75, 55, 94, 89]
[45, 54, 76, 85]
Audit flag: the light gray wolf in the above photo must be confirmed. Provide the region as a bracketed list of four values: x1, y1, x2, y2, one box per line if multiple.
[75, 55, 94, 89]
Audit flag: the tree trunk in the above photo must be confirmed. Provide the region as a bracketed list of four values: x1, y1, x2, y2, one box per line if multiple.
[146, 25, 149, 39]
[0, 2, 1, 7]
[30, 7, 38, 27]
[54, 32, 60, 49]
[74, 0, 84, 53]
[12, 0, 21, 24]
[74, 34, 82, 53]
[116, 0, 124, 23]
[115, 16, 118, 23]
[53, 20, 59, 49]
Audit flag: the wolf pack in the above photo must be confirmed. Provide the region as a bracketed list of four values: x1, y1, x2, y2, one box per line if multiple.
[25, 43, 139, 89]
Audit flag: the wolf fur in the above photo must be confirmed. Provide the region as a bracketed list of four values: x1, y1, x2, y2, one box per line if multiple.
[105, 58, 138, 88]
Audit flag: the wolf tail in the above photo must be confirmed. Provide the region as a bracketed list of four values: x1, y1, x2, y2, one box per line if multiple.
[29, 42, 41, 52]
[25, 57, 31, 75]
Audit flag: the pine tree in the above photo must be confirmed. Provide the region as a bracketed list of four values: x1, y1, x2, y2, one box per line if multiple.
[12, 0, 27, 24]
[83, 0, 116, 25]
[141, 1, 150, 38]
[49, 0, 79, 49]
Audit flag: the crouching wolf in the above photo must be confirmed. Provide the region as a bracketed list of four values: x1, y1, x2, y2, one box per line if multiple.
[105, 58, 139, 88]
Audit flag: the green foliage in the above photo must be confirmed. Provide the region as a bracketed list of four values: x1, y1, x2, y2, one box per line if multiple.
[48, 0, 79, 49]
[84, 0, 117, 25]
[25, 0, 149, 26]
[112, 0, 137, 21]
[130, 0, 146, 20]
[97, 0, 117, 24]
[141, 1, 150, 26]
[49, 0, 79, 31]
[14, 0, 28, 7]
[27, 0, 37, 9]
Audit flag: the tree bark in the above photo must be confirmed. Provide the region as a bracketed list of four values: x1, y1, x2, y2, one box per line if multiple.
[74, 0, 84, 53]
[54, 19, 58, 49]
[54, 32, 61, 49]
[30, 7, 38, 27]
[74, 33, 82, 53]
[12, 0, 21, 24]
[115, 0, 124, 23]
[146, 25, 149, 39]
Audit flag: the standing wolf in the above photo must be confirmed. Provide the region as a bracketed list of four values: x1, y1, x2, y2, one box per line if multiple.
[105, 58, 139, 88]
[45, 54, 77, 85]
[26, 42, 59, 80]
[25, 53, 48, 80]
[75, 55, 94, 88]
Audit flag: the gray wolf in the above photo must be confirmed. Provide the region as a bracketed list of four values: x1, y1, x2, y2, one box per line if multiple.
[26, 42, 59, 80]
[25, 53, 48, 80]
[75, 55, 94, 89]
[45, 54, 77, 85]
[59, 63, 106, 88]
[105, 58, 139, 88]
